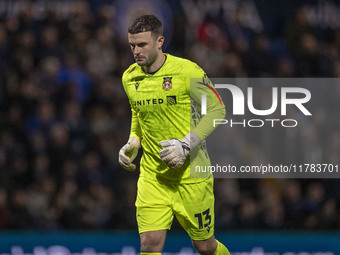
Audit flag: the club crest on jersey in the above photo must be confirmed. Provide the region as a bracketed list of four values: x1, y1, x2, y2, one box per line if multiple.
[162, 77, 172, 91]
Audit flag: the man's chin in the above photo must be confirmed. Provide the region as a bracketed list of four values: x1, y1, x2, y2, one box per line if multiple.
[136, 59, 146, 66]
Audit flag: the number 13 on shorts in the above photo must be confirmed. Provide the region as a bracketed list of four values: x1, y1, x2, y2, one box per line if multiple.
[194, 208, 212, 230]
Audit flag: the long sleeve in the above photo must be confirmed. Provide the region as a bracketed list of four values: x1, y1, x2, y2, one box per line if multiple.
[122, 68, 142, 141]
[190, 77, 226, 141]
[129, 107, 142, 140]
[186, 63, 226, 141]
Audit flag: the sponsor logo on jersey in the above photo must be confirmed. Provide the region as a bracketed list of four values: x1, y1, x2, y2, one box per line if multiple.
[135, 82, 140, 90]
[162, 77, 172, 91]
[133, 98, 164, 106]
[167, 96, 177, 105]
[132, 96, 177, 107]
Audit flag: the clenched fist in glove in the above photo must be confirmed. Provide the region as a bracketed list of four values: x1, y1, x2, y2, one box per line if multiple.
[119, 137, 141, 171]
[159, 132, 201, 169]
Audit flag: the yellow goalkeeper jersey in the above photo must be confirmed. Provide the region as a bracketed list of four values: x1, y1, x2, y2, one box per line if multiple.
[122, 53, 225, 183]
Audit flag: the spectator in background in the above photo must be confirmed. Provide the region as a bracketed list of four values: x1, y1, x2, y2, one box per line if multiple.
[283, 180, 304, 228]
[0, 188, 11, 229]
[245, 33, 277, 77]
[222, 51, 246, 77]
[275, 57, 295, 77]
[48, 122, 73, 177]
[304, 182, 325, 229]
[237, 197, 260, 229]
[188, 16, 229, 77]
[57, 52, 92, 103]
[285, 7, 314, 55]
[26, 176, 57, 230]
[62, 100, 89, 156]
[10, 189, 32, 229]
[295, 33, 322, 76]
[0, 24, 10, 72]
[86, 26, 118, 76]
[37, 25, 62, 60]
[26, 100, 56, 135]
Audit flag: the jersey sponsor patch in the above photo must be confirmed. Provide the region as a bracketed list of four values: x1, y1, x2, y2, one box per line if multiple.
[133, 98, 164, 106]
[162, 77, 173, 91]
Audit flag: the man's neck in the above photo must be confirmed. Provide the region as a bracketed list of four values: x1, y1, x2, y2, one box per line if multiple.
[143, 52, 166, 74]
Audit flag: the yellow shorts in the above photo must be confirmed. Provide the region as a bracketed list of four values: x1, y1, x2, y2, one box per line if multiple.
[135, 177, 214, 241]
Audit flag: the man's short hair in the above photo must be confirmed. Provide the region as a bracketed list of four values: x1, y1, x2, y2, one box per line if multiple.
[128, 15, 163, 38]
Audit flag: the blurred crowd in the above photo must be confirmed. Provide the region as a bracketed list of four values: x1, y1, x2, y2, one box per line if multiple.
[0, 2, 340, 231]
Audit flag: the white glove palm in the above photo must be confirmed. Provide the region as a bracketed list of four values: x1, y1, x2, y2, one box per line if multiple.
[159, 132, 200, 169]
[119, 137, 140, 171]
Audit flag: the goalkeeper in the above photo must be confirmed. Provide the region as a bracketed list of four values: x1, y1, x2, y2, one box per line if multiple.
[119, 15, 229, 255]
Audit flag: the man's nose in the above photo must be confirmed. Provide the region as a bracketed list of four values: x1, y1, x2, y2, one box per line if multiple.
[134, 46, 141, 55]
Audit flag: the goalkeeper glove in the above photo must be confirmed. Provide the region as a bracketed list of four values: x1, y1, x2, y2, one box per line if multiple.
[159, 132, 201, 169]
[118, 137, 140, 171]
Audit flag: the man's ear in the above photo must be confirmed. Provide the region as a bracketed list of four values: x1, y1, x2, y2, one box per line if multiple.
[157, 36, 165, 49]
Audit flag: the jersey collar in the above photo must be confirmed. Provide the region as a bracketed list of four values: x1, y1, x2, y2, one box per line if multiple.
[143, 54, 167, 75]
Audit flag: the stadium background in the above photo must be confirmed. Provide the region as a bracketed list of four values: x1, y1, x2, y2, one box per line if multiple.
[0, 0, 340, 254]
